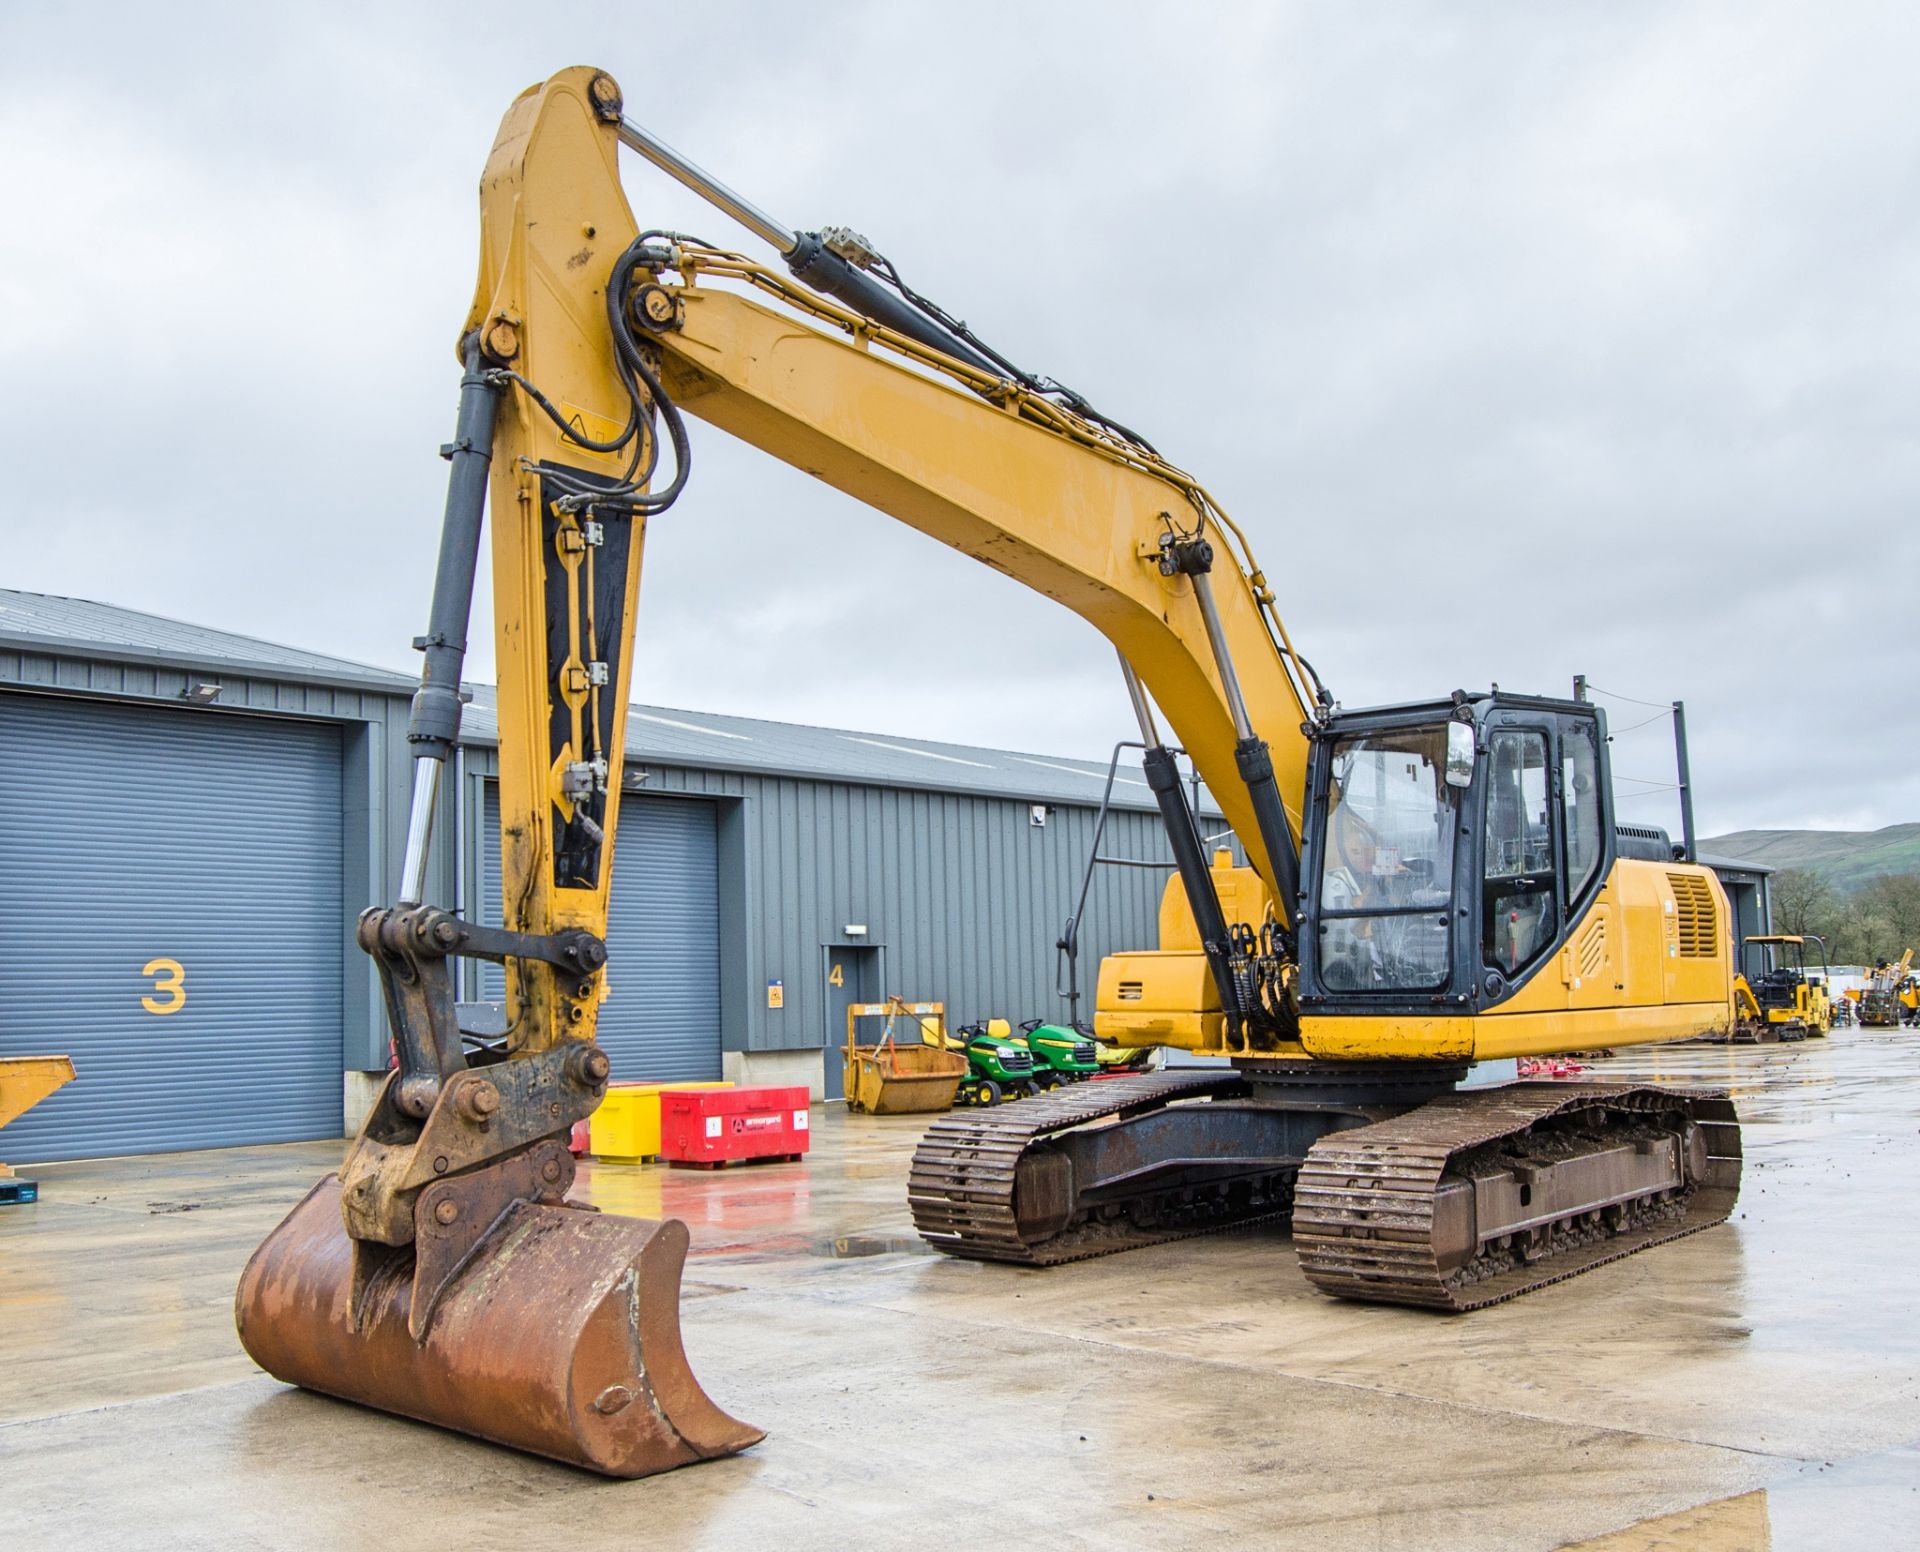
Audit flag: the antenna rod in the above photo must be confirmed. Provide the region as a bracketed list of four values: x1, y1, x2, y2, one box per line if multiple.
[1672, 700, 1697, 864]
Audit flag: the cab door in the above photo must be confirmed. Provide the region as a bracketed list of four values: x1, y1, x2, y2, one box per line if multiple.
[1555, 715, 1619, 1011]
[1480, 725, 1562, 1003]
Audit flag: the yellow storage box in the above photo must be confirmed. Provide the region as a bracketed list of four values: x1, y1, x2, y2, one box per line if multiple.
[589, 1081, 733, 1162]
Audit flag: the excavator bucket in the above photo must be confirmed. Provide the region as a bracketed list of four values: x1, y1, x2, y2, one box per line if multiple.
[235, 1174, 763, 1477]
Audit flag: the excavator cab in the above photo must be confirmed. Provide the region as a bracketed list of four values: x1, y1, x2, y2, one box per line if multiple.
[1100, 684, 1735, 1066]
[1297, 693, 1612, 1019]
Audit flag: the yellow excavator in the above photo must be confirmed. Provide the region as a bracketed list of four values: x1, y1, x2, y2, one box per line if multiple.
[239, 67, 1744, 1477]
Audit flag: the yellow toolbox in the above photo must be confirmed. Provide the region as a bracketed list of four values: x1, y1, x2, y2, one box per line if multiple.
[589, 1081, 733, 1162]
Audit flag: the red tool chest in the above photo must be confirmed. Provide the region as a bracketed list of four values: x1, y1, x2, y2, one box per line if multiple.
[660, 1086, 811, 1168]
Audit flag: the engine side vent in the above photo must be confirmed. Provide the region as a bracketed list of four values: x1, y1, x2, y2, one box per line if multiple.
[1577, 914, 1608, 979]
[1666, 872, 1718, 958]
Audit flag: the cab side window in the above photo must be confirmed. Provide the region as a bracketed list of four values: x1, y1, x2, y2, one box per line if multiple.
[1562, 720, 1603, 902]
[1483, 729, 1556, 975]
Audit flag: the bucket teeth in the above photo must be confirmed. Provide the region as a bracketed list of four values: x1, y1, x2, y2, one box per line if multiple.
[235, 1174, 762, 1478]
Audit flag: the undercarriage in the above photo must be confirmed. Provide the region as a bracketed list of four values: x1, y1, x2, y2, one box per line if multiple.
[909, 1065, 1741, 1309]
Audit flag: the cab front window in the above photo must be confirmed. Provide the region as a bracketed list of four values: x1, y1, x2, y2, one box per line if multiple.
[1316, 727, 1457, 992]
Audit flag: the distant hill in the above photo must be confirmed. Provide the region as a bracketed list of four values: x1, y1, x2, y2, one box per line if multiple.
[1700, 824, 1920, 891]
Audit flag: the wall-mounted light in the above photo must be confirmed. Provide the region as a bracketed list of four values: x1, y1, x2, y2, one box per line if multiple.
[844, 924, 868, 937]
[179, 681, 222, 705]
[623, 768, 650, 788]
[1030, 804, 1049, 827]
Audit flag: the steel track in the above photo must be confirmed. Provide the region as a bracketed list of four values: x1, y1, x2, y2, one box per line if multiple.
[910, 1075, 1742, 1309]
[1292, 1083, 1742, 1311]
[909, 1071, 1290, 1265]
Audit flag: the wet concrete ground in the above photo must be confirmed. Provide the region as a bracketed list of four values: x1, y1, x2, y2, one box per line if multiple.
[2, 1031, 1916, 1550]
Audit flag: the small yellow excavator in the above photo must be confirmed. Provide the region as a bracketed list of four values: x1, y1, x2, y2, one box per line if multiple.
[240, 67, 1745, 1477]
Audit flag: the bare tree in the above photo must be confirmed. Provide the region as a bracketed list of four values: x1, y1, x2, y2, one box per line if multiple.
[1857, 874, 1920, 954]
[1771, 868, 1835, 937]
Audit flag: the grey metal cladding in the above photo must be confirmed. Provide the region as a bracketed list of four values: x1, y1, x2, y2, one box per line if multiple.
[0, 589, 1209, 817]
[456, 685, 1205, 818]
[592, 764, 1170, 1056]
[0, 693, 345, 1161]
[459, 750, 1174, 1060]
[4, 589, 1188, 1091]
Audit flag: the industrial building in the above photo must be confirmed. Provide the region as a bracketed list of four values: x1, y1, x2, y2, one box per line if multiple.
[1698, 854, 1772, 953]
[0, 589, 1186, 1161]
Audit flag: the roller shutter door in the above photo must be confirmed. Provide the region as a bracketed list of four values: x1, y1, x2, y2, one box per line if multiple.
[0, 694, 344, 1161]
[479, 786, 722, 1082]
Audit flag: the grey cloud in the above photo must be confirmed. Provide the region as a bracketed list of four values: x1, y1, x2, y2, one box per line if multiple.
[3, 1, 1912, 838]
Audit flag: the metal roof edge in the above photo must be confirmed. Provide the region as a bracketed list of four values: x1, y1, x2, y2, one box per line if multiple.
[1698, 852, 1776, 876]
[0, 630, 415, 698]
[454, 730, 1197, 817]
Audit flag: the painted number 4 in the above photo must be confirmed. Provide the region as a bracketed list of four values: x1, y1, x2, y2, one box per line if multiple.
[141, 958, 187, 1015]
[827, 963, 844, 988]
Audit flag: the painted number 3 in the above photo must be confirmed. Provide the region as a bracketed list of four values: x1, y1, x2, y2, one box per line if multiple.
[141, 958, 187, 1015]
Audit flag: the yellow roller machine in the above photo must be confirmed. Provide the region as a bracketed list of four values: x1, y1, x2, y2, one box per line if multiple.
[1731, 935, 1832, 1040]
[239, 66, 1745, 1476]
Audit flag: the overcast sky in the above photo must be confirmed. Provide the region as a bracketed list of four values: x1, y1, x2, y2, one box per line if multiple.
[4, 3, 1915, 836]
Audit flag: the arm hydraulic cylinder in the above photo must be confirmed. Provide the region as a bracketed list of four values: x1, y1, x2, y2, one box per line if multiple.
[398, 337, 502, 905]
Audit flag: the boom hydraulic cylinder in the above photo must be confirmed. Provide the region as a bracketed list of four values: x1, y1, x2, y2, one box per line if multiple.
[1121, 655, 1249, 1038]
[1179, 544, 1302, 938]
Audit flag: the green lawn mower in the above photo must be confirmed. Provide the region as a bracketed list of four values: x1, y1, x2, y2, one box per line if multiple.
[940, 1019, 1039, 1106]
[1015, 1019, 1100, 1089]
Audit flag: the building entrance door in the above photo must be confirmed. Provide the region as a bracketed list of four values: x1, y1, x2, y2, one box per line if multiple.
[822, 944, 880, 1101]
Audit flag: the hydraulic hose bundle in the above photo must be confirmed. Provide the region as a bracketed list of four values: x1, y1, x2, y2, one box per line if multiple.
[486, 237, 695, 521]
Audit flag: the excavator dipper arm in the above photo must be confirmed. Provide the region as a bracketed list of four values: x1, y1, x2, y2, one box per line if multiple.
[236, 69, 777, 1479]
